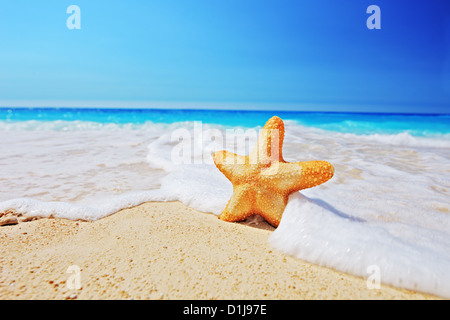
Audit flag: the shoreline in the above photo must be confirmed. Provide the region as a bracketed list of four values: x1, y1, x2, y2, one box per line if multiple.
[0, 201, 441, 300]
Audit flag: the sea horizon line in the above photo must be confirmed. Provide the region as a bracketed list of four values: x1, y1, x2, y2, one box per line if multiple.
[0, 99, 449, 115]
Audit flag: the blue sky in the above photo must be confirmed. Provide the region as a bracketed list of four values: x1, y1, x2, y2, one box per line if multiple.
[0, 0, 449, 113]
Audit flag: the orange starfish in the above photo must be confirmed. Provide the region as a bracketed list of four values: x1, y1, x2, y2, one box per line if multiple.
[213, 116, 334, 227]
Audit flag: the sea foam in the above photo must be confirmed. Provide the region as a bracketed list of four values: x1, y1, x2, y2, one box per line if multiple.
[0, 119, 449, 297]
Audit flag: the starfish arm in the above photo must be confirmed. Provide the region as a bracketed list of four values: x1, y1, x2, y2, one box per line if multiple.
[249, 116, 285, 165]
[275, 160, 334, 192]
[213, 150, 248, 182]
[219, 185, 254, 223]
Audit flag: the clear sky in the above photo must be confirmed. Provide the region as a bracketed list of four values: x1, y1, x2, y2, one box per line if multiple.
[0, 0, 450, 113]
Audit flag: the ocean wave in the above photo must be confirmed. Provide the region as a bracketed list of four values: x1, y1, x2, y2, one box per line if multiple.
[339, 131, 450, 148]
[2, 119, 449, 149]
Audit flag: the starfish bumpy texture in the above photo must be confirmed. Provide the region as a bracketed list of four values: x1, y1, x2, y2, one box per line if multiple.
[213, 116, 334, 227]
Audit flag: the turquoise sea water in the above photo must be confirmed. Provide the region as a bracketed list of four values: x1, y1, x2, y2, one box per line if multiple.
[1, 107, 449, 136]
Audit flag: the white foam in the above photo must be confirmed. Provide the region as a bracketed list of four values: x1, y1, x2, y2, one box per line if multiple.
[1, 119, 450, 297]
[0, 190, 169, 221]
[269, 193, 450, 298]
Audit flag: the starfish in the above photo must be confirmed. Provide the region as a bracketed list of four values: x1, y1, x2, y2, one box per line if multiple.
[213, 116, 334, 227]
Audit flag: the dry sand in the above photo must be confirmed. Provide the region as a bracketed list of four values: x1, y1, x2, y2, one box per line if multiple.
[0, 201, 441, 300]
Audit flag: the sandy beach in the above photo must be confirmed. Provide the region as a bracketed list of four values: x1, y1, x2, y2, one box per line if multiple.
[0, 201, 441, 300]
